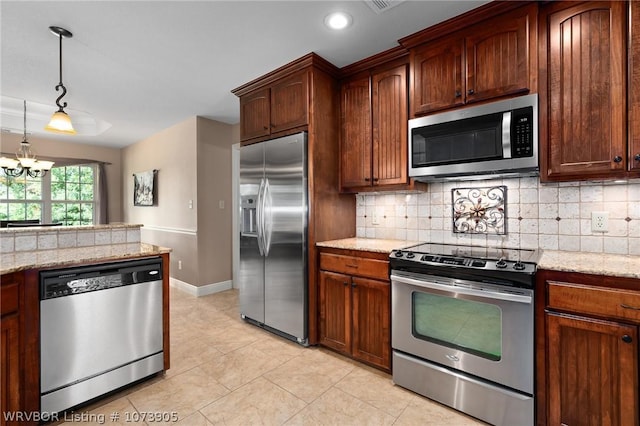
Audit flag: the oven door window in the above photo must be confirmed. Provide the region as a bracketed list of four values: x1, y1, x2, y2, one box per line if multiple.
[411, 112, 503, 167]
[412, 291, 502, 361]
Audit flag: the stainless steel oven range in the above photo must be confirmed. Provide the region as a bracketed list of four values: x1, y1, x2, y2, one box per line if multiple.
[390, 243, 538, 426]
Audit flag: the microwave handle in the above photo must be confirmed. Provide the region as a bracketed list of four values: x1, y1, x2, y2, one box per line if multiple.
[502, 111, 512, 159]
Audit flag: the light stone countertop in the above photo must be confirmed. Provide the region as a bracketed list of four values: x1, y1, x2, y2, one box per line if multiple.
[1, 242, 171, 274]
[538, 250, 640, 279]
[0, 222, 142, 234]
[316, 237, 421, 254]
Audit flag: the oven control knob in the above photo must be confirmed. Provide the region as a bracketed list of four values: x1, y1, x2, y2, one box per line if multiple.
[394, 251, 404, 258]
[496, 259, 508, 269]
[513, 262, 526, 271]
[406, 252, 415, 259]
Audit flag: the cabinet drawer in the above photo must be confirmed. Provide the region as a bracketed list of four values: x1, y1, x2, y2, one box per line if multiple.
[1, 283, 19, 316]
[547, 281, 640, 322]
[320, 253, 389, 281]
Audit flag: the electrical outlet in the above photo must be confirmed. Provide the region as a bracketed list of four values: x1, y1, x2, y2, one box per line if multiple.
[591, 211, 609, 233]
[178, 260, 183, 270]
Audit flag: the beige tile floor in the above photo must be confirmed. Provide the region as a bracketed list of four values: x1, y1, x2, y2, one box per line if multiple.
[54, 287, 485, 425]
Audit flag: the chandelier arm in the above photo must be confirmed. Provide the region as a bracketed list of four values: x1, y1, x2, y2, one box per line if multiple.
[3, 166, 25, 178]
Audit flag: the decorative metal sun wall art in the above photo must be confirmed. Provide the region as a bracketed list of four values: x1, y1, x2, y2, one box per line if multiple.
[452, 186, 507, 234]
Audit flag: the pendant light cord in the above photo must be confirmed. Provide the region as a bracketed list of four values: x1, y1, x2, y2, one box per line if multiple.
[23, 100, 27, 141]
[54, 30, 68, 112]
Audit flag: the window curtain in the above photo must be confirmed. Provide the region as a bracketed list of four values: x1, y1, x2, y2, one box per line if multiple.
[0, 153, 110, 224]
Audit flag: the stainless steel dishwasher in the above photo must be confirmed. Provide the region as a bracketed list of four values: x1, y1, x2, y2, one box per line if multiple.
[40, 257, 164, 414]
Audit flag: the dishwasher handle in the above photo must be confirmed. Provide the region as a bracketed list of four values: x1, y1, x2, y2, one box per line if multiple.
[40, 257, 163, 300]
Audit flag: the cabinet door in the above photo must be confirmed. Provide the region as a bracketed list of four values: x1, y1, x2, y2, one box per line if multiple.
[629, 0, 640, 172]
[270, 71, 308, 134]
[544, 1, 627, 179]
[351, 277, 390, 371]
[465, 7, 531, 103]
[239, 88, 270, 141]
[340, 73, 372, 189]
[546, 312, 639, 425]
[372, 64, 408, 187]
[319, 271, 351, 355]
[411, 35, 464, 115]
[1, 314, 20, 425]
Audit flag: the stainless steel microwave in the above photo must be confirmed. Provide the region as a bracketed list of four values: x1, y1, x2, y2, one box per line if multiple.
[408, 94, 538, 181]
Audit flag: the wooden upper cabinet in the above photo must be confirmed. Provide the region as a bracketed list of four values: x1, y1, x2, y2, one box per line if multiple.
[465, 8, 531, 103]
[541, 1, 627, 180]
[372, 64, 408, 186]
[411, 36, 464, 115]
[340, 61, 419, 192]
[270, 71, 308, 133]
[237, 69, 309, 143]
[239, 88, 270, 141]
[340, 73, 372, 188]
[408, 3, 536, 116]
[629, 0, 640, 172]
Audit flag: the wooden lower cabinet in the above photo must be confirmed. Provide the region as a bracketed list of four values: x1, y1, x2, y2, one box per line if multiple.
[546, 312, 638, 425]
[537, 270, 640, 426]
[318, 249, 391, 372]
[1, 314, 20, 426]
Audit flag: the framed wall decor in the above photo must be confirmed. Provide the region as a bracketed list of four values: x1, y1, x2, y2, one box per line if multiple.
[452, 185, 507, 234]
[133, 169, 157, 206]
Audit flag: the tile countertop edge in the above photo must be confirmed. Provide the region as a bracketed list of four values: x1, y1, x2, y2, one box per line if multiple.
[538, 250, 640, 280]
[1, 243, 172, 275]
[0, 222, 144, 234]
[316, 238, 421, 254]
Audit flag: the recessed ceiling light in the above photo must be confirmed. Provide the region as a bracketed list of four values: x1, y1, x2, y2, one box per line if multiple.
[324, 12, 353, 30]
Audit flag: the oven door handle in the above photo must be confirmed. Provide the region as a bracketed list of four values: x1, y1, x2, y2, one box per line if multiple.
[391, 273, 532, 305]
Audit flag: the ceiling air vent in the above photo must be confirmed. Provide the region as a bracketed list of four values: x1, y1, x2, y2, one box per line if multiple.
[363, 0, 406, 14]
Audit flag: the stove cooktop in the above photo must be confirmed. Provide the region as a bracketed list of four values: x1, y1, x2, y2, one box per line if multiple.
[389, 243, 539, 275]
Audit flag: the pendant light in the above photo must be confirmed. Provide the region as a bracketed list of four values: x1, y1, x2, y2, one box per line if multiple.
[45, 26, 76, 135]
[0, 101, 55, 178]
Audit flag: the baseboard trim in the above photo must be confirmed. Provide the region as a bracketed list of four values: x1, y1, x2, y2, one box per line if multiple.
[170, 278, 232, 297]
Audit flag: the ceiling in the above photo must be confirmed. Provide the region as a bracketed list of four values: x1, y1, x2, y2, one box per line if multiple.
[1, 0, 487, 149]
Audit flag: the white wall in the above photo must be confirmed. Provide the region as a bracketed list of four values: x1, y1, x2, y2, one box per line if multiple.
[357, 177, 640, 255]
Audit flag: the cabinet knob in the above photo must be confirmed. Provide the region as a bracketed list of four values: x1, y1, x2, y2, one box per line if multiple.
[467, 89, 475, 95]
[343, 282, 349, 286]
[455, 90, 462, 98]
[373, 178, 379, 182]
[635, 154, 640, 161]
[351, 283, 357, 288]
[364, 178, 370, 182]
[613, 156, 623, 163]
[622, 335, 633, 344]
[263, 126, 269, 130]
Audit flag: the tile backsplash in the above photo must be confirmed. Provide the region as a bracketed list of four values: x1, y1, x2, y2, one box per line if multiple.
[356, 177, 640, 255]
[0, 224, 141, 255]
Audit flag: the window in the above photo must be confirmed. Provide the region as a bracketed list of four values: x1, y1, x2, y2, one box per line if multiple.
[0, 164, 97, 225]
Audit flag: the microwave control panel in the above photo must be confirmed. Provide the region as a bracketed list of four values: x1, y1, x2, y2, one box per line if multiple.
[511, 106, 533, 158]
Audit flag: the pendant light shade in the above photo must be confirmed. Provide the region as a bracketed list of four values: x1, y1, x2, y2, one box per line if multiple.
[45, 110, 76, 134]
[45, 26, 76, 135]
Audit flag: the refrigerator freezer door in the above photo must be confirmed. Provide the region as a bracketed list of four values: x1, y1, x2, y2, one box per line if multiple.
[263, 133, 308, 342]
[239, 142, 265, 324]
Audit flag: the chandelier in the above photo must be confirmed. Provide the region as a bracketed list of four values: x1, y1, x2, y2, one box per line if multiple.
[0, 101, 55, 178]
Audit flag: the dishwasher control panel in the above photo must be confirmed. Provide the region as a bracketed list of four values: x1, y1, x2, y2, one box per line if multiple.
[40, 258, 163, 299]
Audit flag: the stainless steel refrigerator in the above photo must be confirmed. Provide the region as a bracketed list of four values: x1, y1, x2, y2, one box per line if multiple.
[239, 131, 308, 345]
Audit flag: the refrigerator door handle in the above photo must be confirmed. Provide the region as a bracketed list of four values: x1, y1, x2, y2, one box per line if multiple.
[263, 178, 273, 257]
[256, 178, 265, 256]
